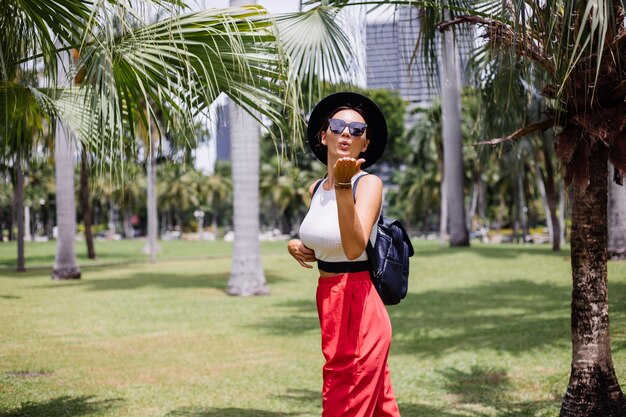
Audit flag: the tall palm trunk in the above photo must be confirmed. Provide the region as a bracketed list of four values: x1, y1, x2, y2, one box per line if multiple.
[439, 8, 469, 247]
[608, 164, 626, 259]
[146, 129, 158, 263]
[559, 183, 566, 244]
[24, 205, 32, 241]
[123, 208, 133, 238]
[226, 99, 268, 296]
[80, 149, 95, 259]
[439, 165, 448, 245]
[225, 0, 267, 296]
[15, 157, 25, 272]
[542, 137, 561, 251]
[52, 49, 80, 280]
[536, 165, 560, 249]
[560, 143, 626, 416]
[52, 119, 81, 279]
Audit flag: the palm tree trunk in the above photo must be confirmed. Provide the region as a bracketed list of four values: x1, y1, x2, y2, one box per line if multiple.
[439, 8, 469, 247]
[536, 166, 556, 247]
[559, 183, 566, 244]
[439, 168, 448, 245]
[15, 158, 25, 272]
[560, 143, 626, 416]
[608, 163, 626, 259]
[109, 203, 119, 237]
[197, 211, 204, 241]
[123, 208, 133, 239]
[226, 98, 268, 296]
[8, 195, 14, 241]
[52, 120, 81, 279]
[467, 165, 480, 231]
[24, 205, 32, 241]
[80, 149, 96, 259]
[517, 170, 528, 242]
[146, 137, 158, 263]
[542, 136, 561, 251]
[52, 49, 80, 280]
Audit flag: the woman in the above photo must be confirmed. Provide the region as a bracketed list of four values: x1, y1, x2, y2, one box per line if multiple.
[288, 92, 401, 417]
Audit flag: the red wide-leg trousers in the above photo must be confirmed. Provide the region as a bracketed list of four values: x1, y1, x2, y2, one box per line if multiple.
[316, 271, 400, 417]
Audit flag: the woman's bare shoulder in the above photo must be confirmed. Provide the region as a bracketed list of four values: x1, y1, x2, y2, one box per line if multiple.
[355, 173, 383, 198]
[358, 173, 383, 188]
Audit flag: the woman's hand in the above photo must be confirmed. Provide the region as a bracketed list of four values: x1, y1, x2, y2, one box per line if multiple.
[288, 239, 316, 269]
[333, 157, 365, 183]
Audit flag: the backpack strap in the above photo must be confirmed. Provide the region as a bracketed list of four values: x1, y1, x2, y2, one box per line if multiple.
[311, 173, 329, 197]
[311, 179, 323, 197]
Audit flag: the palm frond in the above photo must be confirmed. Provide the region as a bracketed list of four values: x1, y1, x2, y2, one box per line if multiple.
[73, 5, 301, 160]
[276, 5, 356, 108]
[0, 82, 53, 155]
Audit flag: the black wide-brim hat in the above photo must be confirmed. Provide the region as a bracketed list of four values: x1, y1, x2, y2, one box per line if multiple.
[307, 92, 388, 169]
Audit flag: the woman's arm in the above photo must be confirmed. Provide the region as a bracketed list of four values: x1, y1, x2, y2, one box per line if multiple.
[336, 173, 382, 260]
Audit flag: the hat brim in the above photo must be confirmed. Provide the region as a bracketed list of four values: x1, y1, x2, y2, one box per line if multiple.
[307, 92, 387, 169]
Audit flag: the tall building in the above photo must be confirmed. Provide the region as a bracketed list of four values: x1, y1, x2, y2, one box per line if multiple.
[365, 7, 474, 112]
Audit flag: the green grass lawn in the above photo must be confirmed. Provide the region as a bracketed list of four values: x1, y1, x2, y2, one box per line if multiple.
[1, 239, 626, 417]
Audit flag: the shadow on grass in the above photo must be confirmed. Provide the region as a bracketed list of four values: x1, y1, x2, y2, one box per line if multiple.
[0, 395, 123, 417]
[395, 366, 559, 416]
[259, 279, 578, 355]
[414, 243, 570, 260]
[255, 298, 318, 336]
[436, 365, 559, 416]
[165, 407, 299, 417]
[390, 279, 573, 356]
[38, 271, 229, 291]
[34, 268, 287, 292]
[272, 388, 320, 406]
[397, 403, 470, 417]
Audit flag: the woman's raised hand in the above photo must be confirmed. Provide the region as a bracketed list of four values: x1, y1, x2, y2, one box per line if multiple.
[333, 157, 365, 183]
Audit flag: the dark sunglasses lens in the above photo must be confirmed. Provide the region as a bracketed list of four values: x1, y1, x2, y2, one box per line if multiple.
[328, 119, 346, 134]
[328, 119, 367, 136]
[349, 124, 366, 136]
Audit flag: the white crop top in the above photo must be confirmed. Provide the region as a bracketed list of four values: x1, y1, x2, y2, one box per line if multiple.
[298, 173, 377, 263]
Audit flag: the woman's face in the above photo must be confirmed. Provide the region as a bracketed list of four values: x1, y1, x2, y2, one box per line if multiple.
[321, 109, 370, 162]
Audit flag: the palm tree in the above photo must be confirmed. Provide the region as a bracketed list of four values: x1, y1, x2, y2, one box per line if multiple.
[224, 0, 267, 291]
[439, 6, 469, 247]
[53, 50, 81, 279]
[226, 99, 267, 295]
[433, 1, 626, 414]
[2, 0, 302, 275]
[79, 148, 95, 258]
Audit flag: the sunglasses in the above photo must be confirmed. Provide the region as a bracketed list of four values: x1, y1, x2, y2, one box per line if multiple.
[327, 118, 367, 137]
